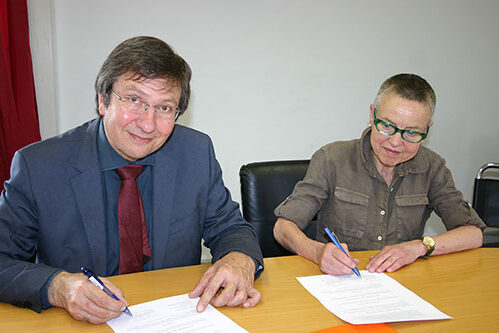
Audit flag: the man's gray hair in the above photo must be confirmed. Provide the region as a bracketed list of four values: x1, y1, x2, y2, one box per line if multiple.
[95, 36, 192, 116]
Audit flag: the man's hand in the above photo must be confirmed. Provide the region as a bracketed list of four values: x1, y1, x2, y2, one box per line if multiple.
[318, 242, 359, 276]
[48, 271, 128, 324]
[366, 240, 426, 273]
[188, 251, 260, 312]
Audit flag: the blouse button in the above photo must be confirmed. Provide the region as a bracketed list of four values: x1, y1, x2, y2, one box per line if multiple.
[377, 235, 383, 241]
[380, 210, 386, 216]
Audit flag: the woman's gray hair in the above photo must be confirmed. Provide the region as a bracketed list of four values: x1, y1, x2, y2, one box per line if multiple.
[374, 73, 436, 115]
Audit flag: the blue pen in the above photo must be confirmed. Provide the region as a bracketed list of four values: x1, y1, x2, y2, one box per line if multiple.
[80, 267, 133, 317]
[324, 227, 361, 277]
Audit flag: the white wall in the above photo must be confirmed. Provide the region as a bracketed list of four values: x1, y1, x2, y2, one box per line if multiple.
[27, 0, 57, 139]
[29, 1, 499, 249]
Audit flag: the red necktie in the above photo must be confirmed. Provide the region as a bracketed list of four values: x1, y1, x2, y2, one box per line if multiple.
[116, 164, 152, 274]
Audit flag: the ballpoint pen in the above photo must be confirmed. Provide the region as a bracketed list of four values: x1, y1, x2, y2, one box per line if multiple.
[324, 227, 361, 277]
[80, 267, 133, 317]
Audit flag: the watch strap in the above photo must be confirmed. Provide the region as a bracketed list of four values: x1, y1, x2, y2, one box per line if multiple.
[421, 246, 434, 259]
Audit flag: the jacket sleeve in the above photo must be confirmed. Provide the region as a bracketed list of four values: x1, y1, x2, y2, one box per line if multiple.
[199, 139, 264, 276]
[0, 151, 61, 312]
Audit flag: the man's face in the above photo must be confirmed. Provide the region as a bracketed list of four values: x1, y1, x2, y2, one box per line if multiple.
[98, 74, 181, 161]
[369, 93, 433, 170]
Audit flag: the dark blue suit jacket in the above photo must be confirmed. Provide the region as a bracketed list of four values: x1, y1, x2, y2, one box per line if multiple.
[0, 118, 262, 312]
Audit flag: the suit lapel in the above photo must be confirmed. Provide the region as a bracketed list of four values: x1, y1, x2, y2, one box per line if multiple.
[150, 151, 177, 269]
[71, 119, 107, 274]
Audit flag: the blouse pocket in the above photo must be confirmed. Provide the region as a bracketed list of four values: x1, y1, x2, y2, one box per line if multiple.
[394, 194, 430, 241]
[331, 187, 369, 240]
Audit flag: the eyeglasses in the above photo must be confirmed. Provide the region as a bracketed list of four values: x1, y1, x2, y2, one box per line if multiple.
[373, 107, 429, 143]
[111, 90, 180, 120]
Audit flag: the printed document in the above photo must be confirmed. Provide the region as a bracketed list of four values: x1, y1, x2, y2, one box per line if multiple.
[107, 294, 247, 333]
[297, 271, 451, 325]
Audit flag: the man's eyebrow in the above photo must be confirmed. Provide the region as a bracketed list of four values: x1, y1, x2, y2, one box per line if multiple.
[121, 86, 143, 95]
[121, 87, 178, 105]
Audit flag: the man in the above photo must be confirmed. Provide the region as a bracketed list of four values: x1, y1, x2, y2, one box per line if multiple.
[273, 73, 485, 276]
[0, 36, 263, 324]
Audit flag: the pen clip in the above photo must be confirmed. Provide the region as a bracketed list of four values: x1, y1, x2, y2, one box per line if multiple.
[81, 267, 105, 286]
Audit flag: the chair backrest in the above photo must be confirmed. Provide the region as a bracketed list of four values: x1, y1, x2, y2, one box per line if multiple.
[240, 160, 311, 257]
[473, 162, 499, 228]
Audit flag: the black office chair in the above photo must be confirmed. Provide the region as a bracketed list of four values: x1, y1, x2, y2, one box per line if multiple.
[472, 162, 499, 247]
[240, 160, 315, 257]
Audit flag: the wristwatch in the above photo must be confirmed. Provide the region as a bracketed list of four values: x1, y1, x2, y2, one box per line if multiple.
[421, 236, 435, 259]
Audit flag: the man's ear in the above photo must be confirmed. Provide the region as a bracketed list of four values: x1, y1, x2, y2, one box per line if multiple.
[97, 94, 106, 116]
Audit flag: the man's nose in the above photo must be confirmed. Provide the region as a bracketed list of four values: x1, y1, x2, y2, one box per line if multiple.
[135, 106, 156, 133]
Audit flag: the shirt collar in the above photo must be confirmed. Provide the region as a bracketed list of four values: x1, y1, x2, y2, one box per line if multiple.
[360, 126, 429, 178]
[97, 119, 154, 171]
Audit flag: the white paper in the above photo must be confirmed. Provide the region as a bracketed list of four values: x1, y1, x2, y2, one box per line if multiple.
[297, 271, 451, 325]
[107, 294, 247, 333]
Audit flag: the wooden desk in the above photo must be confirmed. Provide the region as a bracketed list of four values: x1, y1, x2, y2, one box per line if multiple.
[1, 248, 498, 332]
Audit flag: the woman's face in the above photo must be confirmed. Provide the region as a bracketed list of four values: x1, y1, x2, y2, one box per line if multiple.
[369, 93, 433, 171]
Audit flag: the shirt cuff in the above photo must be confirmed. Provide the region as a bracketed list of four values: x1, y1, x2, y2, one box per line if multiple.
[253, 259, 264, 280]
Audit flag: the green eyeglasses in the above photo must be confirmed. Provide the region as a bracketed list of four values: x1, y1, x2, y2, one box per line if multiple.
[373, 108, 429, 143]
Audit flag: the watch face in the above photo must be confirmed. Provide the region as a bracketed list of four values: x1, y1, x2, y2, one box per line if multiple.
[423, 236, 435, 247]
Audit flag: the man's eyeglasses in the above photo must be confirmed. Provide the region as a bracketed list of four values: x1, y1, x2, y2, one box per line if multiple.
[373, 108, 429, 143]
[111, 90, 180, 120]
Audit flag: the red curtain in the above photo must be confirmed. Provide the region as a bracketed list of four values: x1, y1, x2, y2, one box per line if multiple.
[0, 0, 40, 191]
